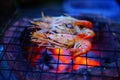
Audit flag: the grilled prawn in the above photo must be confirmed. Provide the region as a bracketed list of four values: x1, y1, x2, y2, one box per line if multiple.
[31, 32, 92, 58]
[29, 16, 93, 35]
[30, 16, 92, 28]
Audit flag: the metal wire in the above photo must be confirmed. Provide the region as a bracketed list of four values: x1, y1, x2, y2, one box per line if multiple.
[0, 17, 120, 80]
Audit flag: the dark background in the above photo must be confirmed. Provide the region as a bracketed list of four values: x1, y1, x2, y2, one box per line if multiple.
[0, 0, 120, 26]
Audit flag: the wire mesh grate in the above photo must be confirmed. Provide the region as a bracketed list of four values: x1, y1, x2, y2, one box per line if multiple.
[0, 17, 120, 80]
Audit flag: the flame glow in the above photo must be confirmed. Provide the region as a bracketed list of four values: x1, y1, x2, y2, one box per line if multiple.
[27, 48, 100, 73]
[51, 49, 71, 64]
[73, 57, 100, 70]
[26, 47, 44, 66]
[51, 49, 100, 72]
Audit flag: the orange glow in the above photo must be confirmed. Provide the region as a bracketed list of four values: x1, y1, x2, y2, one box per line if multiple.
[57, 65, 66, 73]
[73, 57, 100, 70]
[26, 47, 100, 73]
[27, 54, 41, 66]
[50, 49, 70, 73]
[26, 47, 44, 66]
[51, 49, 70, 64]
[52, 49, 63, 55]
[50, 49, 100, 72]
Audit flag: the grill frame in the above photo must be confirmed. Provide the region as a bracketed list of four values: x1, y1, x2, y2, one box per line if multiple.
[0, 16, 120, 80]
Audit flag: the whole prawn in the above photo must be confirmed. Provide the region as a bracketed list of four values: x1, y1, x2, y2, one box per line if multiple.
[29, 16, 94, 36]
[31, 32, 92, 59]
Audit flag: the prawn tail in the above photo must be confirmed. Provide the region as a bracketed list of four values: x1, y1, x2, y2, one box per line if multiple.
[69, 39, 92, 59]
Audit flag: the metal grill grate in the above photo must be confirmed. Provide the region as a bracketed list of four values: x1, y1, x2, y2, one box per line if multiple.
[0, 16, 120, 80]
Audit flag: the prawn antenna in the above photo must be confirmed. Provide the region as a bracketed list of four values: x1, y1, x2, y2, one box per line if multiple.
[63, 13, 71, 17]
[41, 11, 45, 18]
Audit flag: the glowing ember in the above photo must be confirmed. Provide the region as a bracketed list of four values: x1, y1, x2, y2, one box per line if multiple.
[27, 48, 100, 73]
[50, 49, 71, 64]
[73, 57, 100, 71]
[51, 49, 100, 72]
[26, 47, 44, 66]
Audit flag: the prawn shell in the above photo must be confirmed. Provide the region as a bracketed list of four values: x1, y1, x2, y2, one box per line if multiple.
[77, 28, 95, 39]
[68, 39, 92, 59]
[74, 20, 92, 28]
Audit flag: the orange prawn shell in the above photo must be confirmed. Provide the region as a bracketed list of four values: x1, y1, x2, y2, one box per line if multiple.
[73, 20, 93, 28]
[77, 29, 95, 39]
[68, 39, 92, 59]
